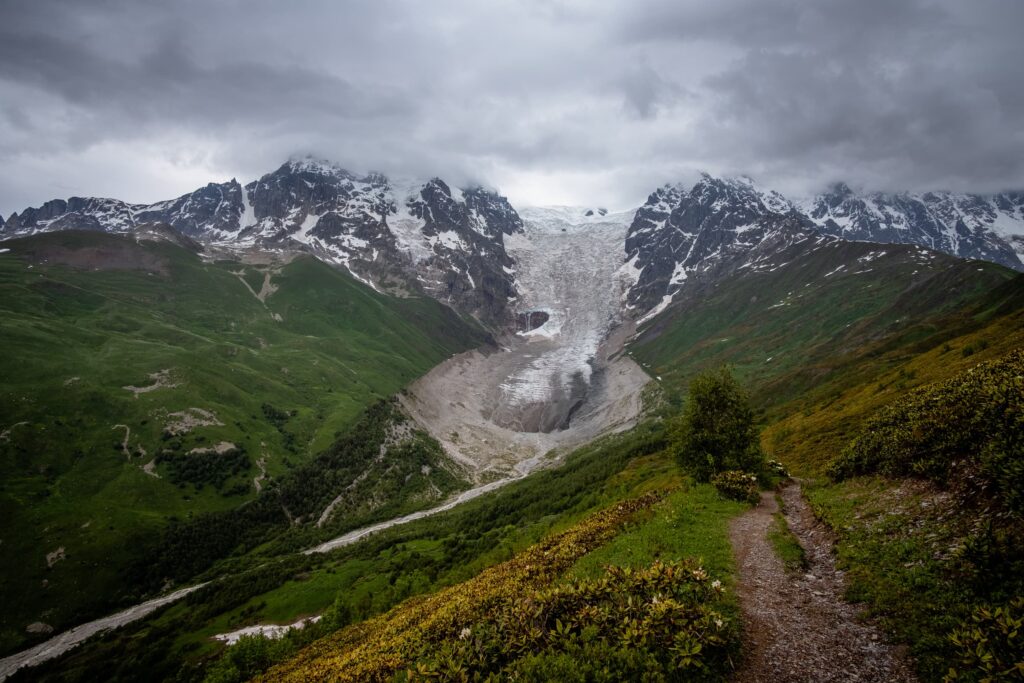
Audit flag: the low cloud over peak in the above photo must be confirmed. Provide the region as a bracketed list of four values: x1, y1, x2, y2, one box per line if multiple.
[1, 0, 1022, 212]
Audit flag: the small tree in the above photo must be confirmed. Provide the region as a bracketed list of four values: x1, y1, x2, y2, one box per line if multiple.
[673, 367, 764, 481]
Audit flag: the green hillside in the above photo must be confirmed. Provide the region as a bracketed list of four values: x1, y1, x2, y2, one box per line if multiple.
[0, 231, 487, 655]
[628, 240, 1024, 472]
[808, 349, 1024, 680]
[5, 233, 1023, 682]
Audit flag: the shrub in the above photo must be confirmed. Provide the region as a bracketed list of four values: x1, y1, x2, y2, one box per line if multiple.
[256, 492, 706, 682]
[710, 470, 760, 506]
[673, 367, 765, 482]
[944, 598, 1024, 682]
[403, 560, 734, 682]
[828, 349, 1024, 515]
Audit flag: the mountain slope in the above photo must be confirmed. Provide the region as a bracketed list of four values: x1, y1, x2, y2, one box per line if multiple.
[627, 233, 1023, 472]
[623, 174, 823, 317]
[622, 174, 1024, 321]
[1, 159, 524, 324]
[799, 184, 1024, 270]
[0, 229, 487, 656]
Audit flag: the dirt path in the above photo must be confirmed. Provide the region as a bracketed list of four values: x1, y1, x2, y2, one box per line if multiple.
[729, 482, 917, 683]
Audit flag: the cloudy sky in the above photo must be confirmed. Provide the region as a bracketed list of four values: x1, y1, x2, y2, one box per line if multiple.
[1, 0, 1022, 213]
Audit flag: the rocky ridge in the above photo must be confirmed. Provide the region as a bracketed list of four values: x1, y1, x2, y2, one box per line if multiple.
[622, 175, 822, 317]
[799, 183, 1024, 270]
[1, 158, 522, 324]
[622, 174, 1024, 319]
[5, 163, 1024, 327]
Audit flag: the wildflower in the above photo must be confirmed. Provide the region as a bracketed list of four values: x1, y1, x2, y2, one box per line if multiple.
[711, 580, 722, 591]
[459, 627, 471, 640]
[715, 618, 724, 629]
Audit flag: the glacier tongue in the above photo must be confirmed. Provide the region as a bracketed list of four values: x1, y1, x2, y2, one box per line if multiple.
[399, 205, 650, 481]
[496, 207, 637, 424]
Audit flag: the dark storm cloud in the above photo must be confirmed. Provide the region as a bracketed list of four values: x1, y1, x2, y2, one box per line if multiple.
[0, 0, 1021, 212]
[616, 0, 1024, 194]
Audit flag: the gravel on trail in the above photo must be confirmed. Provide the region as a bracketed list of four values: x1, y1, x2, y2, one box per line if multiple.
[729, 482, 918, 683]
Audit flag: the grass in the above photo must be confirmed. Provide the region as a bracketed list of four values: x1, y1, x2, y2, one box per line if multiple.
[800, 350, 1024, 682]
[629, 238, 1024, 476]
[0, 231, 487, 655]
[570, 483, 745, 585]
[767, 500, 807, 574]
[807, 472, 1023, 682]
[804, 477, 973, 681]
[7, 226, 1024, 679]
[12, 422, 676, 682]
[257, 493, 677, 682]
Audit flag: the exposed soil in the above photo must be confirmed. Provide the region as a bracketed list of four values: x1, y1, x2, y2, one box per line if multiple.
[730, 483, 917, 683]
[162, 407, 223, 436]
[141, 460, 159, 478]
[253, 452, 268, 493]
[187, 441, 237, 455]
[0, 421, 29, 442]
[213, 616, 322, 646]
[232, 268, 279, 305]
[112, 424, 131, 459]
[123, 369, 178, 398]
[45, 547, 65, 569]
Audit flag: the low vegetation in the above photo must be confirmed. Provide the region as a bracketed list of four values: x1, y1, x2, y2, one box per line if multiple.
[767, 509, 807, 574]
[808, 350, 1024, 682]
[157, 446, 251, 493]
[630, 243, 1023, 477]
[0, 232, 487, 656]
[402, 560, 732, 682]
[132, 398, 467, 591]
[710, 470, 761, 506]
[257, 491, 741, 682]
[6, 230, 1022, 682]
[946, 598, 1024, 682]
[828, 348, 1024, 515]
[11, 422, 674, 682]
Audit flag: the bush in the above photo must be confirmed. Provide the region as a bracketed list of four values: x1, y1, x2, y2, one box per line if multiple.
[256, 493, 692, 682]
[710, 470, 761, 506]
[205, 633, 296, 683]
[828, 349, 1024, 515]
[403, 560, 734, 682]
[156, 447, 250, 492]
[944, 598, 1024, 682]
[673, 367, 765, 482]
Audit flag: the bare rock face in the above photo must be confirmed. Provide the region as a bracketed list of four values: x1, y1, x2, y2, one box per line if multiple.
[623, 174, 819, 317]
[25, 622, 54, 635]
[0, 157, 524, 325]
[800, 183, 1024, 271]
[516, 310, 550, 332]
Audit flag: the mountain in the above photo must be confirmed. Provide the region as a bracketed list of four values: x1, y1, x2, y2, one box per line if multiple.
[0, 158, 523, 324]
[7, 162, 1024, 328]
[798, 183, 1024, 270]
[621, 174, 820, 317]
[620, 174, 1024, 321]
[5, 171, 1024, 682]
